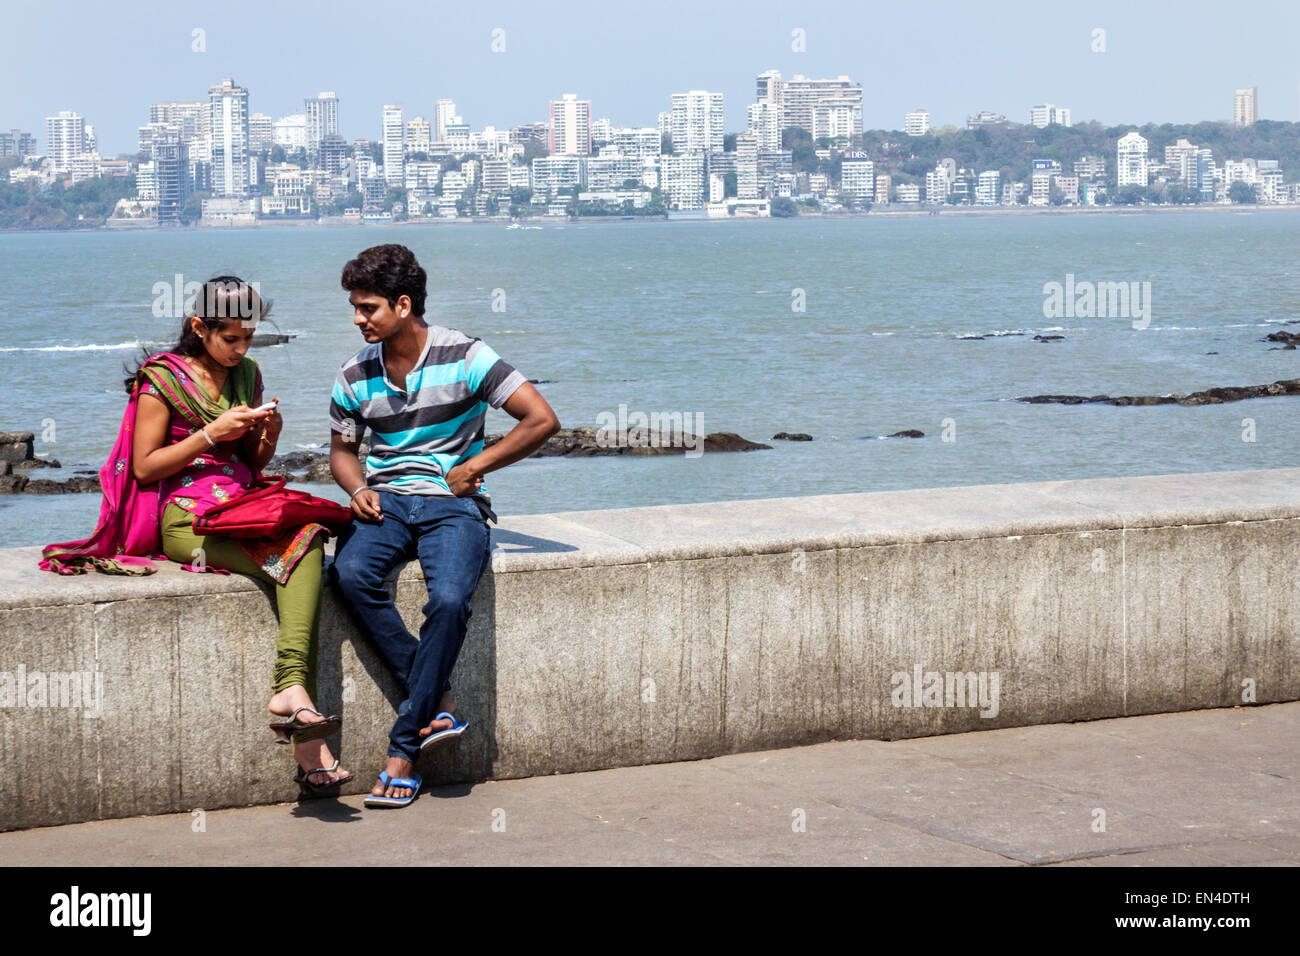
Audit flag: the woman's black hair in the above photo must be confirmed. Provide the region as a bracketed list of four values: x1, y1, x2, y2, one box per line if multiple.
[123, 275, 272, 395]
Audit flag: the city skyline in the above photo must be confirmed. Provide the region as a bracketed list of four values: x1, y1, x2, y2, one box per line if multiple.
[4, 0, 1300, 156]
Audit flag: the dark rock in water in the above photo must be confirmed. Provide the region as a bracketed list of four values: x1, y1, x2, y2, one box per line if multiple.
[1205, 351, 1218, 355]
[258, 429, 772, 477]
[266, 449, 327, 472]
[13, 457, 61, 470]
[486, 426, 770, 457]
[23, 479, 68, 494]
[265, 445, 369, 483]
[527, 379, 553, 385]
[306, 461, 335, 483]
[0, 432, 34, 464]
[1265, 331, 1300, 345]
[958, 335, 986, 340]
[1033, 334, 1065, 342]
[887, 430, 925, 438]
[772, 432, 813, 441]
[701, 432, 770, 452]
[1018, 378, 1300, 406]
[66, 476, 102, 493]
[251, 333, 295, 347]
[0, 474, 28, 493]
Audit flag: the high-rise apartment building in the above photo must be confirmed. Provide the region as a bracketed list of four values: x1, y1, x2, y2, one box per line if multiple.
[782, 75, 863, 139]
[840, 152, 874, 200]
[153, 130, 189, 223]
[1116, 131, 1150, 187]
[904, 109, 930, 136]
[248, 113, 273, 153]
[0, 129, 36, 158]
[1029, 104, 1072, 128]
[660, 153, 706, 209]
[756, 70, 782, 106]
[548, 94, 592, 156]
[609, 127, 660, 161]
[45, 110, 86, 173]
[406, 116, 432, 154]
[208, 78, 251, 197]
[1234, 87, 1258, 126]
[754, 71, 862, 140]
[1164, 139, 1199, 183]
[434, 99, 457, 143]
[382, 104, 405, 186]
[747, 102, 782, 151]
[305, 92, 339, 156]
[735, 133, 759, 199]
[669, 90, 724, 153]
[976, 170, 1000, 205]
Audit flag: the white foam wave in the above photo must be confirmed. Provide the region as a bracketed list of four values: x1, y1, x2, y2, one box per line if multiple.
[0, 341, 145, 353]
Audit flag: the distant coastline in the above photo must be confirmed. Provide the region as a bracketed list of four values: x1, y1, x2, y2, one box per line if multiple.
[4, 201, 1299, 236]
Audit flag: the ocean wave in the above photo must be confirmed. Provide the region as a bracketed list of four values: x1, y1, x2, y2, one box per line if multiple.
[955, 326, 1086, 339]
[0, 341, 145, 353]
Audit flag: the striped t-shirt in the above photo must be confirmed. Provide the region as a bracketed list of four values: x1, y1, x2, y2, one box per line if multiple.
[329, 324, 526, 518]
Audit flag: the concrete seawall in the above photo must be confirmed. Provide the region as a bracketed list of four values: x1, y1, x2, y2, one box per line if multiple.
[2, 468, 1298, 832]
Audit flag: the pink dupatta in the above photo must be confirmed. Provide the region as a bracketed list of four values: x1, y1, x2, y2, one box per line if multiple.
[38, 353, 195, 575]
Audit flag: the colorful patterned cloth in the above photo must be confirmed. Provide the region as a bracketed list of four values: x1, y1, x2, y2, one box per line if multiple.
[41, 351, 327, 584]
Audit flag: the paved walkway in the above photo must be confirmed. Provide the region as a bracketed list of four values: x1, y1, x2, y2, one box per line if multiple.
[3, 703, 1296, 866]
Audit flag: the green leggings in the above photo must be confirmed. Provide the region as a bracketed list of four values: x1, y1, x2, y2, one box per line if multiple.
[160, 502, 325, 704]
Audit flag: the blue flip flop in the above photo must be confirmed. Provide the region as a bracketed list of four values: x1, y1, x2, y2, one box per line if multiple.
[418, 711, 469, 753]
[363, 770, 422, 808]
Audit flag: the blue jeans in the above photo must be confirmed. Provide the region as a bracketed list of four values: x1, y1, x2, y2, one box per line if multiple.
[329, 491, 492, 762]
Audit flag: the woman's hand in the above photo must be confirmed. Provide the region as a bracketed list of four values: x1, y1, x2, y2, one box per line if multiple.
[207, 405, 262, 443]
[259, 404, 283, 446]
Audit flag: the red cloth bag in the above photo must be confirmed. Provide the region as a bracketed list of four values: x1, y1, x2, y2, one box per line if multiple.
[192, 476, 354, 539]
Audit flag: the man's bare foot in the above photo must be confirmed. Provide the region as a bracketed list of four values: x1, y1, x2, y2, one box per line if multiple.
[268, 685, 327, 725]
[371, 756, 417, 799]
[417, 692, 456, 740]
[295, 739, 348, 784]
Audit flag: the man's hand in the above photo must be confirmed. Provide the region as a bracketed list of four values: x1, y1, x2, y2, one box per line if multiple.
[445, 462, 484, 497]
[350, 488, 383, 522]
[331, 430, 381, 521]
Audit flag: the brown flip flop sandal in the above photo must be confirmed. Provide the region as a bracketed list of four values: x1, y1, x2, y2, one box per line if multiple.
[270, 706, 342, 744]
[295, 759, 353, 799]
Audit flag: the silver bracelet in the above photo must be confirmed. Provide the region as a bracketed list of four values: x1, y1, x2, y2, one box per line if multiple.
[201, 427, 216, 447]
[349, 485, 367, 500]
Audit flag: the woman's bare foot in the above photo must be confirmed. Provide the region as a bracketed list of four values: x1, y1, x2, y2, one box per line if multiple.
[295, 739, 348, 785]
[268, 684, 327, 725]
[416, 691, 457, 740]
[371, 756, 417, 799]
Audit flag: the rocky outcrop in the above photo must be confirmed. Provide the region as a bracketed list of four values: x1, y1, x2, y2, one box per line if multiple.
[0, 432, 78, 493]
[258, 427, 773, 481]
[484, 427, 771, 457]
[1018, 378, 1300, 406]
[772, 432, 814, 441]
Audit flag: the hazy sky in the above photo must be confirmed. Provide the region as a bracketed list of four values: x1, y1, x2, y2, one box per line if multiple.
[5, 0, 1298, 155]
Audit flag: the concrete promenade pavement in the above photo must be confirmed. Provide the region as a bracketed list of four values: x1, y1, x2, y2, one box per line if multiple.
[2, 703, 1297, 866]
